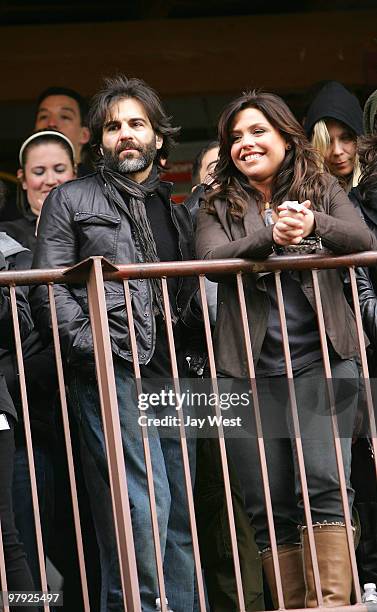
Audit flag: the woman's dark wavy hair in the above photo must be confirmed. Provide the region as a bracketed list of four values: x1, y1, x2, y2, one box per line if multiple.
[358, 134, 377, 204]
[88, 75, 180, 165]
[206, 90, 329, 218]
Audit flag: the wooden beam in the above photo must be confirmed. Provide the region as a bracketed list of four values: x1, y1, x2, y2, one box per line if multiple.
[2, 10, 377, 102]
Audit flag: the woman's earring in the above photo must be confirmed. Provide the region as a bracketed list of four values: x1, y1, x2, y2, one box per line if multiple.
[286, 144, 292, 151]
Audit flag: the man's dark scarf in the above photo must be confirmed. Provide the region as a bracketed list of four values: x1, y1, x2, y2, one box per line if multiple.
[99, 163, 165, 316]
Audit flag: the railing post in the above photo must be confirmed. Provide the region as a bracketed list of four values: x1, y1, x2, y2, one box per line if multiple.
[48, 284, 90, 612]
[68, 256, 141, 612]
[10, 286, 50, 612]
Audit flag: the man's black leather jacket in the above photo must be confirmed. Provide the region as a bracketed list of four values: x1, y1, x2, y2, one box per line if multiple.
[32, 172, 201, 368]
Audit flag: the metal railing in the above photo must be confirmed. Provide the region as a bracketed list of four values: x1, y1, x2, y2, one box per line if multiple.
[1, 251, 377, 612]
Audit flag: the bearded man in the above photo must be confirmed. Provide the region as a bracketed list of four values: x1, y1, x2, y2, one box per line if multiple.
[32, 76, 199, 612]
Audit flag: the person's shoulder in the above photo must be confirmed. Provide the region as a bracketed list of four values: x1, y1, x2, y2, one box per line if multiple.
[58, 171, 100, 194]
[46, 173, 102, 209]
[321, 173, 340, 191]
[318, 173, 348, 204]
[0, 217, 29, 233]
[348, 186, 361, 207]
[0, 219, 32, 249]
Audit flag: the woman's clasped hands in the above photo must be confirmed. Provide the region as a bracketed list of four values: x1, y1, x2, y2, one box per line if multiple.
[272, 200, 315, 246]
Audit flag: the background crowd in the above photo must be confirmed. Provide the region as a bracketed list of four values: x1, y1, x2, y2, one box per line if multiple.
[0, 78, 377, 612]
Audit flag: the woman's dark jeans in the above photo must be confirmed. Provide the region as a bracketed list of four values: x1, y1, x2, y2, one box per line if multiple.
[226, 359, 359, 550]
[12, 444, 54, 590]
[0, 419, 34, 598]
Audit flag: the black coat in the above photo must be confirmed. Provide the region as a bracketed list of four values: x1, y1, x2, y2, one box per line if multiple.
[0, 249, 57, 447]
[32, 172, 201, 368]
[0, 211, 38, 253]
[349, 187, 377, 373]
[0, 248, 34, 421]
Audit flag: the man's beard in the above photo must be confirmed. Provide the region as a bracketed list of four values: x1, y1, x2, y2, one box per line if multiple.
[102, 139, 157, 176]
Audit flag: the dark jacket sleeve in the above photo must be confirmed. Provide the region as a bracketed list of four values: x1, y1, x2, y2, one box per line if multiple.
[184, 184, 206, 229]
[313, 179, 377, 253]
[0, 252, 33, 349]
[355, 266, 377, 348]
[0, 249, 58, 442]
[32, 187, 93, 364]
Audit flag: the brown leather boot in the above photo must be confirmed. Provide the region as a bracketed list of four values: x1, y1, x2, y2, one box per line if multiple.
[262, 544, 306, 609]
[302, 525, 353, 607]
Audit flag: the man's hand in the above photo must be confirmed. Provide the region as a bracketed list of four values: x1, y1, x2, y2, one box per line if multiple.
[272, 200, 315, 246]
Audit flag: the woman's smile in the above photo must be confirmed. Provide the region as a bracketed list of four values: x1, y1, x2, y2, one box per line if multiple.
[230, 107, 287, 194]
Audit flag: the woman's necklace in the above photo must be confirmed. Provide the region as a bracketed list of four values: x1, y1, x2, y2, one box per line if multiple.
[263, 202, 274, 227]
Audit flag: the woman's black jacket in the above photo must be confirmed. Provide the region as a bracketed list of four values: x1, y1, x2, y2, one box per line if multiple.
[0, 247, 57, 447]
[0, 210, 37, 252]
[349, 187, 377, 371]
[0, 245, 33, 421]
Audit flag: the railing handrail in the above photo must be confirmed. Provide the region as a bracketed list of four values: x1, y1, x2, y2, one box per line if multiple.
[0, 250, 377, 286]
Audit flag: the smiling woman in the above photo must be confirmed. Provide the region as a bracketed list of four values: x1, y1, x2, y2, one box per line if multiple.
[0, 130, 76, 251]
[195, 90, 376, 610]
[230, 106, 288, 191]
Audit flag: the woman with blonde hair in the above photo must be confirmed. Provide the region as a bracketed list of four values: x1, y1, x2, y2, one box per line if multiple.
[304, 81, 363, 192]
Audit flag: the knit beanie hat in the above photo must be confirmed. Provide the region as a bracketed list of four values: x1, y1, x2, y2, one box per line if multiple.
[363, 89, 377, 135]
[304, 81, 363, 137]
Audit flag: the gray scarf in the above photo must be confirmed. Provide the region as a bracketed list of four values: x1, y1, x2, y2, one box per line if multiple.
[99, 164, 165, 316]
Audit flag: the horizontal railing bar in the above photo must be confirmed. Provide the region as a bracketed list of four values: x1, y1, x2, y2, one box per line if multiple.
[280, 606, 368, 612]
[0, 251, 377, 286]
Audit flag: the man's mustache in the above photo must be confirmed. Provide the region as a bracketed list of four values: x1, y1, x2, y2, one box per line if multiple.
[116, 141, 143, 154]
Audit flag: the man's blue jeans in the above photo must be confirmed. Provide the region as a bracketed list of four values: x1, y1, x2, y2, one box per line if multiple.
[69, 359, 196, 612]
